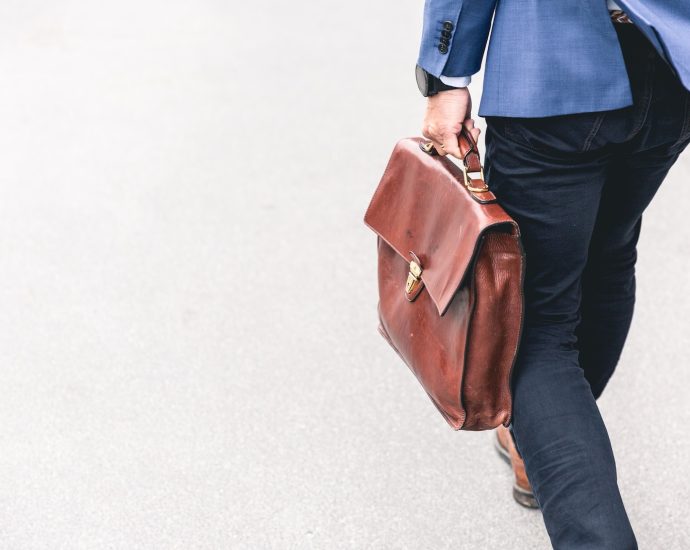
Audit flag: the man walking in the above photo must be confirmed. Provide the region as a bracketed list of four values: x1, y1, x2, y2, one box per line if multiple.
[415, 1, 690, 548]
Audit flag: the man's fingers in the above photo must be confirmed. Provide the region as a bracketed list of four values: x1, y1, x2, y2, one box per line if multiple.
[463, 118, 482, 143]
[440, 132, 461, 158]
[430, 139, 447, 156]
[422, 122, 480, 157]
[420, 87, 474, 157]
[422, 126, 445, 155]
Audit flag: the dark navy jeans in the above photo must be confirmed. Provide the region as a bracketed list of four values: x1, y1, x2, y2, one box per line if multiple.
[484, 23, 690, 550]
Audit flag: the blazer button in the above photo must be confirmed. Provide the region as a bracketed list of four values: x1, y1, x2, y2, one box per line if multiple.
[441, 29, 452, 39]
[438, 43, 449, 54]
[443, 20, 454, 31]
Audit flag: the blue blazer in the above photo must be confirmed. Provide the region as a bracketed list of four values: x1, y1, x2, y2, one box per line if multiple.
[417, 0, 690, 117]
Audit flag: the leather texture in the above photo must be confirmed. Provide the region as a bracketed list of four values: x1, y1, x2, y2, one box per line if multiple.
[363, 128, 526, 431]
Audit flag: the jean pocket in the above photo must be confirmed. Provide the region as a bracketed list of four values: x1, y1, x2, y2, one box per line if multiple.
[487, 110, 608, 155]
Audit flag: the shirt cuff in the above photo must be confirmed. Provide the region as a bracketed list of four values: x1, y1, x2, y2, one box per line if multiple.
[439, 74, 472, 88]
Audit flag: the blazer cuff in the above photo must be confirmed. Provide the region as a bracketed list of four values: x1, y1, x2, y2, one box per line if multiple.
[416, 0, 498, 77]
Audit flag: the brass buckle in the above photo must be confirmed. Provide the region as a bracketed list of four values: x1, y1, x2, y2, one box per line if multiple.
[406, 258, 423, 295]
[420, 141, 434, 153]
[459, 163, 489, 193]
[420, 139, 489, 192]
[419, 140, 438, 155]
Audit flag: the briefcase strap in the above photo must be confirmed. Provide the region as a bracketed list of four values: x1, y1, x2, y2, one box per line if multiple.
[420, 127, 492, 200]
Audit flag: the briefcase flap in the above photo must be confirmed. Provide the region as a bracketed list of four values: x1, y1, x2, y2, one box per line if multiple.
[364, 137, 519, 317]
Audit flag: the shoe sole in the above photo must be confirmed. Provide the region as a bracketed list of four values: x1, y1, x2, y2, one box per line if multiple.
[494, 435, 540, 510]
[513, 485, 540, 509]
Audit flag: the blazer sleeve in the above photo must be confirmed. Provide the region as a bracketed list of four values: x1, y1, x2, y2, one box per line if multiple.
[416, 0, 498, 78]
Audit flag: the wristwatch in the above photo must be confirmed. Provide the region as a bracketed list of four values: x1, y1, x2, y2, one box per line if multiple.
[415, 64, 461, 97]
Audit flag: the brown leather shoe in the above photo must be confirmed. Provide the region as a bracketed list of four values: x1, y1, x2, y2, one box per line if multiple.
[495, 424, 539, 509]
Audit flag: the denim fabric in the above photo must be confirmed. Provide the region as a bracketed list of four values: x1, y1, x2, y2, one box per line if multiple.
[483, 23, 690, 549]
[416, 0, 690, 117]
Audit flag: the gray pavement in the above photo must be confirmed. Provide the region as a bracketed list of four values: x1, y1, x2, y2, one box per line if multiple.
[0, 1, 688, 548]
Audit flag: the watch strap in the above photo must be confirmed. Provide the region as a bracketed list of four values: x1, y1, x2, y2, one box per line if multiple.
[430, 75, 461, 94]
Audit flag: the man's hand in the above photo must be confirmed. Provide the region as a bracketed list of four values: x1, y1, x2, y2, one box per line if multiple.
[421, 87, 481, 158]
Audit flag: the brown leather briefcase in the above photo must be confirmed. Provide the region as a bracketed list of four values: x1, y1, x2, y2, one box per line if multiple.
[363, 127, 526, 431]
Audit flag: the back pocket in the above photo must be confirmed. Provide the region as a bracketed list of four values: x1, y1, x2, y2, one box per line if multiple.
[486, 111, 608, 155]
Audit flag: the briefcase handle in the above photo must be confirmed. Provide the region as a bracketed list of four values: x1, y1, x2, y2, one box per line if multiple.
[420, 126, 488, 194]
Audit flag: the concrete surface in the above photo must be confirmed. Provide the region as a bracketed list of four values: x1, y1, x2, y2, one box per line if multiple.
[0, 1, 688, 548]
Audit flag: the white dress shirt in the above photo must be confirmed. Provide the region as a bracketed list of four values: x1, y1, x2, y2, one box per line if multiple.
[439, 0, 624, 87]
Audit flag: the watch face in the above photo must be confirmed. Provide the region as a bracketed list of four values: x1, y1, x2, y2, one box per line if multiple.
[415, 64, 429, 97]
